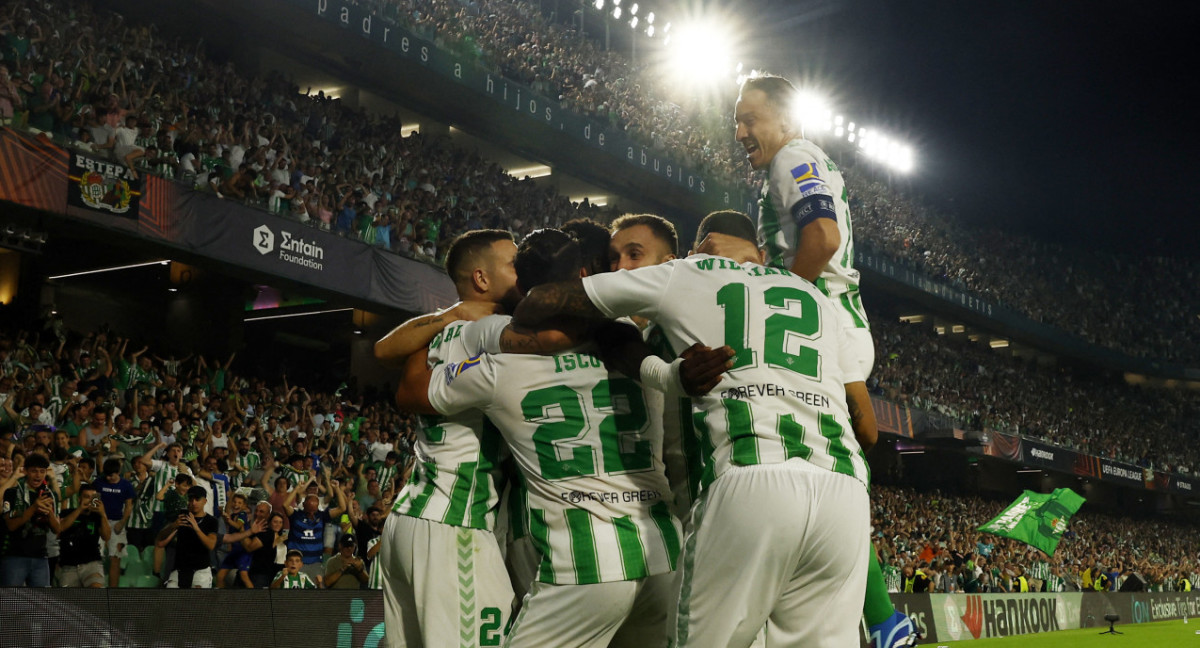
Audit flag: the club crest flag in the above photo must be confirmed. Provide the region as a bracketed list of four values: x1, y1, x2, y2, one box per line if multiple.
[67, 151, 142, 217]
[977, 488, 1085, 555]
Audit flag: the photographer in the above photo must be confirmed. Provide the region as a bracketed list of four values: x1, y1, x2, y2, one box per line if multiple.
[324, 533, 367, 590]
[56, 482, 110, 587]
[158, 485, 217, 588]
[1, 453, 61, 586]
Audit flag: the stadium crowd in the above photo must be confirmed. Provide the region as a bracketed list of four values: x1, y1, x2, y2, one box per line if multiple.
[4, 0, 1196, 368]
[1, 322, 415, 589]
[870, 317, 1200, 476]
[0, 0, 610, 262]
[872, 485, 1200, 594]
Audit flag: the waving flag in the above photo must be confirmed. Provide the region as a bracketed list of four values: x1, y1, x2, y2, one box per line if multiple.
[977, 488, 1085, 555]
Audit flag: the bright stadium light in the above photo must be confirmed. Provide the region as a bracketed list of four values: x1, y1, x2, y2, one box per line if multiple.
[847, 121, 856, 132]
[835, 126, 844, 137]
[792, 91, 830, 134]
[594, 0, 604, 9]
[847, 132, 856, 142]
[667, 20, 734, 87]
[834, 115, 844, 126]
[630, 3, 638, 15]
[646, 25, 655, 36]
[664, 22, 671, 33]
[647, 11, 655, 23]
[612, 7, 622, 18]
[613, 0, 620, 5]
[630, 16, 638, 28]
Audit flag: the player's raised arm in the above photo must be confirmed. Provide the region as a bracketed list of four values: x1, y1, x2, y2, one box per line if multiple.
[790, 218, 841, 283]
[512, 279, 604, 327]
[373, 301, 501, 367]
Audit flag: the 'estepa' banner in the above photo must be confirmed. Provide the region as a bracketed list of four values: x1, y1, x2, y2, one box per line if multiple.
[66, 150, 141, 218]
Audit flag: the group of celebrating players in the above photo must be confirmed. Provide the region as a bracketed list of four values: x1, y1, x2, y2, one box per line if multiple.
[373, 74, 919, 648]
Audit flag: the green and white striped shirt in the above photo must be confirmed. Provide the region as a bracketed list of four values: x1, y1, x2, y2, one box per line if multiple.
[128, 473, 156, 529]
[150, 460, 192, 512]
[392, 320, 505, 532]
[757, 138, 869, 331]
[584, 256, 872, 493]
[428, 318, 682, 586]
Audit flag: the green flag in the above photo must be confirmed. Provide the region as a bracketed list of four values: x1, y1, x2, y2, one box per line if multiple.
[977, 488, 1085, 555]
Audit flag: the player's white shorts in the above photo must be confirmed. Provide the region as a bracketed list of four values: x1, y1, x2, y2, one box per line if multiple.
[845, 326, 875, 379]
[380, 513, 514, 648]
[674, 459, 869, 648]
[503, 571, 673, 648]
[505, 535, 540, 606]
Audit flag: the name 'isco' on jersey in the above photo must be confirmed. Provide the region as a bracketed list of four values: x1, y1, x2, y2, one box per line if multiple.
[428, 315, 682, 586]
[583, 255, 870, 492]
[759, 138, 869, 331]
[392, 320, 504, 531]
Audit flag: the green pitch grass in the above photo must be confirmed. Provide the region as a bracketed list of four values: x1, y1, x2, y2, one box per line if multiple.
[929, 619, 1200, 648]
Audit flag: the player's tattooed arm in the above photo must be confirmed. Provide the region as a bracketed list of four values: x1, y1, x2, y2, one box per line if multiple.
[498, 317, 589, 355]
[374, 301, 501, 367]
[513, 279, 604, 326]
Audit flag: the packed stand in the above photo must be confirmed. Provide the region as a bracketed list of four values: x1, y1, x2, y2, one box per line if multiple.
[849, 171, 1200, 364]
[872, 485, 1200, 594]
[361, 0, 748, 186]
[0, 0, 610, 264]
[871, 316, 1200, 475]
[0, 322, 417, 588]
[2, 0, 1195, 365]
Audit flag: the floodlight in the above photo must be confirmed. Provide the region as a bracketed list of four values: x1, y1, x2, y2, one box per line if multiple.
[792, 91, 830, 133]
[647, 12, 655, 23]
[647, 25, 655, 36]
[613, 0, 620, 5]
[834, 115, 843, 126]
[847, 132, 856, 142]
[630, 16, 638, 28]
[594, 0, 604, 9]
[835, 126, 844, 137]
[630, 3, 638, 15]
[664, 22, 671, 33]
[848, 121, 855, 132]
[612, 7, 621, 18]
[666, 20, 734, 87]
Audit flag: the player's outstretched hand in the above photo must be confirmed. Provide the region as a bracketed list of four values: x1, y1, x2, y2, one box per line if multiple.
[679, 344, 736, 396]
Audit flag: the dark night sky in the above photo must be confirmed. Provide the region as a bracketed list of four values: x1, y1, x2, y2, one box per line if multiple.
[742, 0, 1200, 257]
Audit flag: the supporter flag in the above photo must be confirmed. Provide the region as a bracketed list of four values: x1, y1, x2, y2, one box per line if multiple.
[977, 488, 1085, 555]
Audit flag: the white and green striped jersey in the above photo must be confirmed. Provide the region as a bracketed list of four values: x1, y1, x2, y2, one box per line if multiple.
[280, 466, 309, 490]
[375, 462, 400, 492]
[758, 138, 869, 331]
[149, 460, 192, 512]
[128, 473, 156, 529]
[392, 319, 504, 532]
[231, 450, 261, 488]
[274, 570, 318, 589]
[367, 536, 382, 589]
[643, 323, 703, 523]
[584, 255, 871, 493]
[428, 316, 682, 586]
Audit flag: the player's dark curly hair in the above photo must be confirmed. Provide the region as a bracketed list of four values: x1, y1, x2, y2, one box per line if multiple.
[561, 218, 611, 277]
[515, 229, 581, 294]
